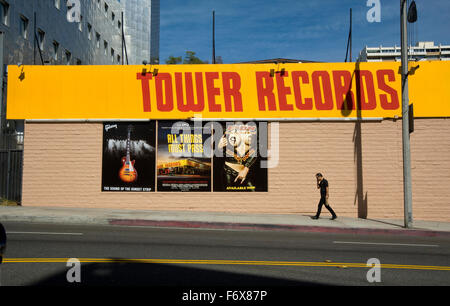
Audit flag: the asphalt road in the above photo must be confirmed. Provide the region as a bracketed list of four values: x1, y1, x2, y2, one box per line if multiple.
[0, 221, 449, 287]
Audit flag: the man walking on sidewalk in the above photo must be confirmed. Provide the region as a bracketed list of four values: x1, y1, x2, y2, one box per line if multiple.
[311, 173, 337, 220]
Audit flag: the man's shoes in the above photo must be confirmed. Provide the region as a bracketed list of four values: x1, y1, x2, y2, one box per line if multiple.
[331, 215, 337, 220]
[310, 215, 319, 220]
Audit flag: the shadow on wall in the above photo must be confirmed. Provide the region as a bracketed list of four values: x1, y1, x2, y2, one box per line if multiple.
[341, 61, 368, 219]
[30, 260, 326, 286]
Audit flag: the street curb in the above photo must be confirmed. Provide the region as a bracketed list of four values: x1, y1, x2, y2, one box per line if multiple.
[0, 215, 110, 226]
[108, 219, 450, 237]
[2, 208, 449, 237]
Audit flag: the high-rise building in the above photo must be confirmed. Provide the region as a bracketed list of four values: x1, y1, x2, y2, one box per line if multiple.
[0, 0, 124, 66]
[0, 0, 124, 149]
[358, 41, 450, 62]
[121, 0, 160, 64]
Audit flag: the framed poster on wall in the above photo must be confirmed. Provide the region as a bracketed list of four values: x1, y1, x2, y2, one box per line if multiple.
[157, 120, 212, 192]
[213, 121, 268, 192]
[102, 121, 156, 192]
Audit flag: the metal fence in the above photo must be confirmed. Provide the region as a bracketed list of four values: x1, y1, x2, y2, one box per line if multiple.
[0, 132, 24, 151]
[0, 149, 23, 203]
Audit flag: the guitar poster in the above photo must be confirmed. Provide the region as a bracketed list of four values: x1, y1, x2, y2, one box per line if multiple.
[157, 120, 212, 192]
[213, 121, 268, 192]
[102, 122, 156, 192]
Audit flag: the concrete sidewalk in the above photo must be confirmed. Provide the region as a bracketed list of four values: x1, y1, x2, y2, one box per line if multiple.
[1, 205, 450, 237]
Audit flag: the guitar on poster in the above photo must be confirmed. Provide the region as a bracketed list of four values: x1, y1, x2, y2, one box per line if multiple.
[119, 125, 138, 183]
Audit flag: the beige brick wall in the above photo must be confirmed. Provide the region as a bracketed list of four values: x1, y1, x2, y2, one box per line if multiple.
[21, 119, 450, 221]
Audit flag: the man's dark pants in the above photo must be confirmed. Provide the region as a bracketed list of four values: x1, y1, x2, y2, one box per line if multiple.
[316, 197, 337, 218]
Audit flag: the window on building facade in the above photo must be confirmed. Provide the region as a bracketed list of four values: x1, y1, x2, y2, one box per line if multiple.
[104, 40, 108, 55]
[20, 15, 29, 39]
[96, 32, 101, 48]
[0, 0, 8, 26]
[87, 23, 92, 40]
[37, 29, 45, 50]
[79, 15, 83, 32]
[65, 50, 72, 65]
[104, 3, 109, 15]
[53, 41, 59, 60]
[111, 48, 115, 63]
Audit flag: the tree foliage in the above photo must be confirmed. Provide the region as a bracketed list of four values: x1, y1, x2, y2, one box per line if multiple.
[165, 51, 208, 64]
[165, 55, 182, 64]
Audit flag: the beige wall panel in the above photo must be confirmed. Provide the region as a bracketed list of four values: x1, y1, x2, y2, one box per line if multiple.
[410, 118, 450, 221]
[21, 120, 450, 221]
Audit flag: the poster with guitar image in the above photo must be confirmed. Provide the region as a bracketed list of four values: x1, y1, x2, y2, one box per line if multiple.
[102, 122, 156, 192]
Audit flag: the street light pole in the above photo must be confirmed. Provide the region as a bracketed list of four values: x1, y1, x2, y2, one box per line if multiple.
[400, 0, 413, 228]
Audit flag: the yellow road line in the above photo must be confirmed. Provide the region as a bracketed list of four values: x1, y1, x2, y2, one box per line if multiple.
[3, 258, 450, 271]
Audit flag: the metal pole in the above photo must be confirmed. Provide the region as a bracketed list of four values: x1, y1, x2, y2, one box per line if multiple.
[0, 32, 6, 145]
[121, 12, 128, 65]
[401, 0, 413, 228]
[344, 8, 352, 62]
[0, 32, 4, 140]
[121, 12, 124, 65]
[34, 12, 36, 65]
[349, 8, 352, 62]
[6, 150, 10, 200]
[212, 10, 216, 64]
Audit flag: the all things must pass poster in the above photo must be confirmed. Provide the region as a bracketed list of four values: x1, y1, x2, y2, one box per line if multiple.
[157, 120, 212, 192]
[102, 122, 156, 192]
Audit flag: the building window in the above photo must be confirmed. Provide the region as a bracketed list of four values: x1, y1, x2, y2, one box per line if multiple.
[118, 20, 121, 30]
[20, 15, 29, 39]
[54, 0, 60, 9]
[37, 29, 45, 50]
[104, 40, 108, 55]
[87, 23, 92, 40]
[117, 54, 121, 64]
[111, 48, 115, 63]
[78, 15, 83, 31]
[65, 50, 72, 65]
[104, 3, 108, 15]
[96, 32, 100, 48]
[0, 0, 9, 26]
[76, 59, 82, 65]
[52, 41, 59, 60]
[111, 12, 115, 23]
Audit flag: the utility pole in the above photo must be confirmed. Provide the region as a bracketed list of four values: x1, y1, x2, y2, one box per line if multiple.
[212, 10, 216, 64]
[349, 8, 352, 62]
[345, 8, 352, 62]
[400, 0, 413, 228]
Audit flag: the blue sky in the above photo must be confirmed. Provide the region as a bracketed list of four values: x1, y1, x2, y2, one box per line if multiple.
[159, 0, 450, 64]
